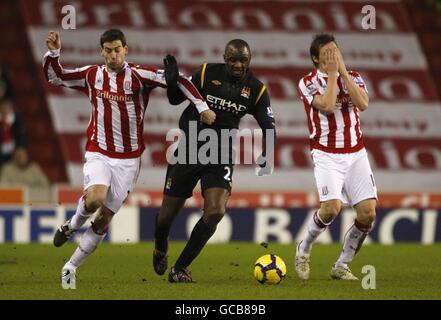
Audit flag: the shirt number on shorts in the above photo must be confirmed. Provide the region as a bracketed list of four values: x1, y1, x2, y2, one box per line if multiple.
[223, 166, 232, 181]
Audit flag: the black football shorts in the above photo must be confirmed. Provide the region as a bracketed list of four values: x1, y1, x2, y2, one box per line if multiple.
[163, 163, 234, 198]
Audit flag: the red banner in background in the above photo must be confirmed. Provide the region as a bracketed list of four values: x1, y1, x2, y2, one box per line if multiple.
[21, 0, 441, 191]
[22, 0, 412, 32]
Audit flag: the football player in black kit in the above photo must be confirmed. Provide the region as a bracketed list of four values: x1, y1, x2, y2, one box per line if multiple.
[154, 39, 277, 282]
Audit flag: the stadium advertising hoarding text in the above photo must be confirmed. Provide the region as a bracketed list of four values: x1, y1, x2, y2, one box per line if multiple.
[1, 206, 440, 244]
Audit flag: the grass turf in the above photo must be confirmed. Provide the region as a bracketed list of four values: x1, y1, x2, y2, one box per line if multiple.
[0, 242, 440, 300]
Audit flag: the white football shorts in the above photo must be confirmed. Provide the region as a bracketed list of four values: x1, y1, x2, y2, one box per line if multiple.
[311, 148, 377, 206]
[83, 151, 141, 213]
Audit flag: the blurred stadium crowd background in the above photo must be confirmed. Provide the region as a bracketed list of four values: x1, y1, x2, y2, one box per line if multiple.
[0, 0, 440, 244]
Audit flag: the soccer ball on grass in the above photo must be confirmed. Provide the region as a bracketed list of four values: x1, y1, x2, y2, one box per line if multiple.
[253, 254, 287, 284]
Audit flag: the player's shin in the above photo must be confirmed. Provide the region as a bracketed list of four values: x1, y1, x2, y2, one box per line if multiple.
[174, 216, 219, 270]
[154, 213, 172, 253]
[70, 196, 95, 230]
[335, 219, 372, 267]
[68, 224, 107, 268]
[298, 210, 332, 254]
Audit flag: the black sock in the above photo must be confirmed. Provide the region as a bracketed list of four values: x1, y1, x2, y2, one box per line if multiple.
[154, 213, 171, 253]
[174, 217, 216, 270]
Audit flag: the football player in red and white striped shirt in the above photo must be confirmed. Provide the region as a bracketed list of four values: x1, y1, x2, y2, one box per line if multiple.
[44, 29, 216, 288]
[296, 34, 377, 280]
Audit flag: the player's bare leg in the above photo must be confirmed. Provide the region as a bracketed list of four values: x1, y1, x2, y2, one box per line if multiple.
[295, 199, 341, 280]
[331, 198, 376, 280]
[169, 188, 229, 283]
[61, 205, 114, 287]
[54, 185, 108, 247]
[153, 195, 186, 275]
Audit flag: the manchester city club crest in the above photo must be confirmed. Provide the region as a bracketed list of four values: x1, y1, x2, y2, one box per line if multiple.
[166, 177, 173, 189]
[241, 86, 251, 99]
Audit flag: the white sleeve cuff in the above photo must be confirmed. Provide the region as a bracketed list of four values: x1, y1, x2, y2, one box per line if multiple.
[195, 102, 209, 113]
[48, 49, 60, 57]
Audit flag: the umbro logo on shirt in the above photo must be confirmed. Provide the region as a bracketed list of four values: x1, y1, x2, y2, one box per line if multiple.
[211, 80, 221, 85]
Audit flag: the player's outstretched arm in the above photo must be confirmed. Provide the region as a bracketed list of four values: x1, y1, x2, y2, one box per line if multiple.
[174, 75, 216, 125]
[171, 62, 216, 125]
[43, 31, 91, 91]
[166, 79, 216, 125]
[134, 61, 216, 125]
[255, 122, 276, 177]
[166, 85, 186, 105]
[253, 87, 276, 176]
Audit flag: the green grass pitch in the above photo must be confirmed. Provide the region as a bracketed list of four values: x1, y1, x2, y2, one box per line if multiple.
[1, 242, 440, 299]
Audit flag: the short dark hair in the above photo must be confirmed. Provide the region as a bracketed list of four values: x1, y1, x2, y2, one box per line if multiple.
[225, 39, 251, 54]
[100, 29, 127, 47]
[310, 33, 336, 67]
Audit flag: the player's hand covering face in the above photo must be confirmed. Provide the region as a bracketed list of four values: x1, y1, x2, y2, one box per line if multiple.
[224, 46, 251, 79]
[335, 48, 348, 76]
[318, 41, 338, 74]
[101, 40, 128, 72]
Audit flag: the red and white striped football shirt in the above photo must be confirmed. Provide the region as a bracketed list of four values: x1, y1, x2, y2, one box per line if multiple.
[298, 69, 367, 153]
[43, 49, 208, 159]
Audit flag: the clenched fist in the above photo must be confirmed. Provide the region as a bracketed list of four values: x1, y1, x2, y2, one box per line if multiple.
[200, 109, 216, 125]
[46, 31, 61, 50]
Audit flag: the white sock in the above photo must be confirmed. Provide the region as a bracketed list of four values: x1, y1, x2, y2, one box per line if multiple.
[298, 210, 330, 254]
[70, 196, 95, 230]
[68, 226, 105, 268]
[336, 220, 371, 267]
